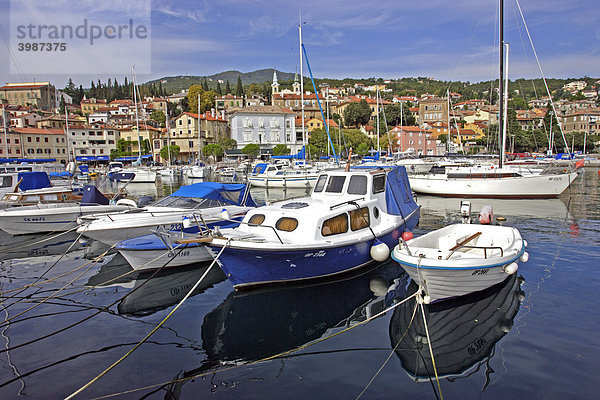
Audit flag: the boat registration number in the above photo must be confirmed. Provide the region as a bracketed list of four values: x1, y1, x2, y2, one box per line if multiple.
[168, 223, 183, 231]
[24, 217, 46, 222]
[471, 269, 488, 276]
[168, 250, 190, 258]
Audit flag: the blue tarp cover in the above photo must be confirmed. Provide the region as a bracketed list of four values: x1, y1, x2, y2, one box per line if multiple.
[170, 182, 257, 207]
[17, 171, 52, 191]
[49, 171, 72, 177]
[81, 185, 109, 205]
[252, 163, 268, 174]
[271, 146, 306, 160]
[384, 166, 419, 217]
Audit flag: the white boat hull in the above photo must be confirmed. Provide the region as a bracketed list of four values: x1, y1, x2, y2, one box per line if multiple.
[248, 174, 318, 188]
[119, 245, 213, 270]
[0, 204, 133, 235]
[391, 224, 526, 303]
[409, 171, 578, 198]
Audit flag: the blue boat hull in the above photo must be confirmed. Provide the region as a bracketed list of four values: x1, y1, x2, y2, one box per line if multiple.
[211, 211, 419, 289]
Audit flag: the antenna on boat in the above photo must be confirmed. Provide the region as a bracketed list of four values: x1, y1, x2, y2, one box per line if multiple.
[498, 0, 504, 168]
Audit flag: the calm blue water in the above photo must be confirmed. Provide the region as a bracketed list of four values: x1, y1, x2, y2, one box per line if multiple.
[0, 169, 598, 399]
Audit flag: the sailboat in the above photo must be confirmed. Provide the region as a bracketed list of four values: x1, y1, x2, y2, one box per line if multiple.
[407, 3, 580, 199]
[110, 68, 157, 184]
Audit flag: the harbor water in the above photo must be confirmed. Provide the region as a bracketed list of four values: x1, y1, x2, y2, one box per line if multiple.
[0, 168, 598, 399]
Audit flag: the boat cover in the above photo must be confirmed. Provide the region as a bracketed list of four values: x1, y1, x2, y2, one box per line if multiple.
[252, 163, 268, 174]
[384, 166, 419, 217]
[81, 185, 110, 205]
[17, 171, 52, 191]
[169, 182, 258, 207]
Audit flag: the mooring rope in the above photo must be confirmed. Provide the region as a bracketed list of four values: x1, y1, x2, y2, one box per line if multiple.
[355, 294, 420, 399]
[65, 239, 232, 400]
[89, 290, 420, 400]
[0, 230, 86, 307]
[419, 299, 444, 400]
[0, 243, 190, 355]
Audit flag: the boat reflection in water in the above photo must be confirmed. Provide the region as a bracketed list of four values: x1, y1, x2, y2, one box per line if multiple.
[0, 230, 86, 261]
[390, 274, 525, 383]
[86, 256, 226, 316]
[160, 260, 407, 398]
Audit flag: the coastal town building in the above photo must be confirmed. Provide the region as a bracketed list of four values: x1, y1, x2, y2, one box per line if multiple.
[419, 98, 449, 125]
[0, 82, 57, 111]
[389, 125, 444, 156]
[229, 105, 300, 154]
[80, 98, 108, 115]
[561, 108, 600, 135]
[165, 111, 229, 163]
[67, 123, 119, 161]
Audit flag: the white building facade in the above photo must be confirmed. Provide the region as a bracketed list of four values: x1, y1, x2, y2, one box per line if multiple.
[230, 106, 300, 153]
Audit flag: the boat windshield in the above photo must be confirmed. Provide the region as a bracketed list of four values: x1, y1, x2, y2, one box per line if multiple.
[151, 196, 229, 209]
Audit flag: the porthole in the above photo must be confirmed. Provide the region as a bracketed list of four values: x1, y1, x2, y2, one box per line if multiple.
[248, 214, 265, 226]
[373, 207, 380, 219]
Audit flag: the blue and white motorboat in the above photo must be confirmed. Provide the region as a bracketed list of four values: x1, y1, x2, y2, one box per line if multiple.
[77, 182, 257, 246]
[205, 166, 420, 289]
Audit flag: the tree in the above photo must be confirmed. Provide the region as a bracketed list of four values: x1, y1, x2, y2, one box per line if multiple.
[242, 143, 260, 158]
[272, 144, 290, 156]
[203, 143, 223, 159]
[160, 145, 180, 162]
[343, 100, 371, 127]
[149, 110, 166, 127]
[187, 85, 204, 114]
[218, 136, 237, 150]
[235, 76, 243, 96]
[202, 80, 209, 91]
[216, 82, 222, 95]
[384, 103, 415, 126]
[225, 80, 231, 94]
[200, 90, 217, 113]
[59, 95, 66, 113]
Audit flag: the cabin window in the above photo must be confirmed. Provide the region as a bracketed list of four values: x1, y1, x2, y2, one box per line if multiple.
[372, 174, 386, 194]
[349, 207, 370, 231]
[313, 175, 327, 192]
[326, 176, 346, 193]
[347, 175, 367, 195]
[276, 217, 298, 232]
[248, 214, 265, 226]
[321, 213, 348, 236]
[0, 176, 12, 188]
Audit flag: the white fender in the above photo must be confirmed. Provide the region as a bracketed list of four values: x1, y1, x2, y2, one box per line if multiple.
[115, 198, 137, 208]
[370, 240, 390, 262]
[504, 262, 518, 275]
[520, 252, 529, 263]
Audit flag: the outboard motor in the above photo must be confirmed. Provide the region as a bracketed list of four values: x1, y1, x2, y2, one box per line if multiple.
[478, 205, 494, 225]
[460, 200, 471, 224]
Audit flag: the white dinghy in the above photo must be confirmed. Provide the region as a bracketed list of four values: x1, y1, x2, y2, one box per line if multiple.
[391, 222, 528, 304]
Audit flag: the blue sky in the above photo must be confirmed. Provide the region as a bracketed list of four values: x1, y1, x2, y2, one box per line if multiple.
[0, 0, 598, 89]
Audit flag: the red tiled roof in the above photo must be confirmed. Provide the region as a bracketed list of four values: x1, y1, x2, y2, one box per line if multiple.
[0, 84, 47, 90]
[13, 127, 64, 135]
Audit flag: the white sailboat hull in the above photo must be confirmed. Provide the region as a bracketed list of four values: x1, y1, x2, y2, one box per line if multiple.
[409, 171, 578, 198]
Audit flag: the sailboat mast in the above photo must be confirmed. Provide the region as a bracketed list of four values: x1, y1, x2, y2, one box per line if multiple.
[132, 67, 142, 160]
[446, 90, 451, 153]
[2, 105, 7, 157]
[501, 43, 509, 167]
[498, 0, 504, 168]
[376, 86, 380, 154]
[166, 105, 171, 168]
[64, 106, 71, 164]
[299, 13, 306, 156]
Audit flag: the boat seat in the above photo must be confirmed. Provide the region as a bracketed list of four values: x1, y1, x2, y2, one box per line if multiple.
[438, 234, 457, 251]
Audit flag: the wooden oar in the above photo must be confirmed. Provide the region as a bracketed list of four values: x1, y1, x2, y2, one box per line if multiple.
[445, 231, 482, 260]
[175, 236, 214, 244]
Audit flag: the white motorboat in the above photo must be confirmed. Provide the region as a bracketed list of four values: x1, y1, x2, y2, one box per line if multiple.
[0, 185, 137, 235]
[248, 162, 320, 188]
[391, 223, 528, 303]
[183, 164, 209, 179]
[77, 182, 257, 246]
[109, 167, 157, 183]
